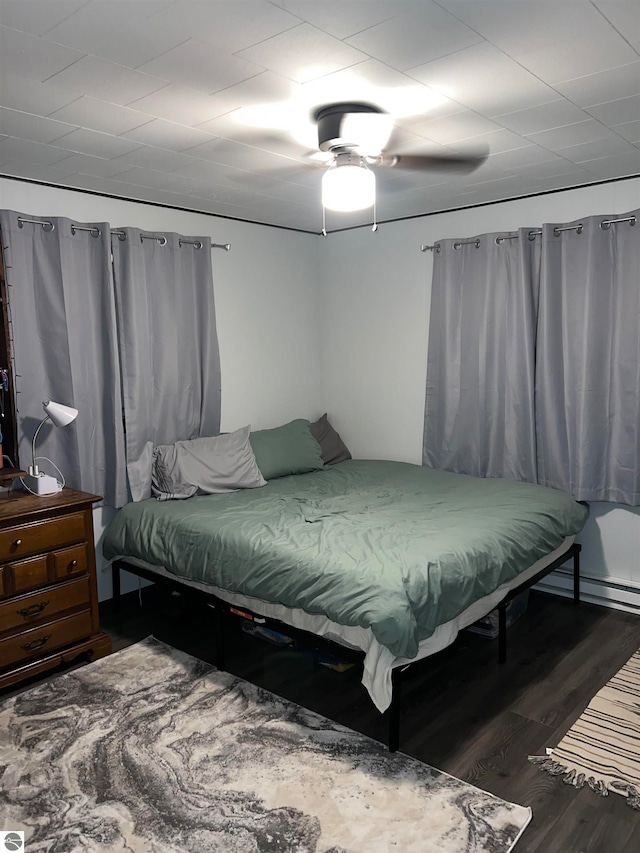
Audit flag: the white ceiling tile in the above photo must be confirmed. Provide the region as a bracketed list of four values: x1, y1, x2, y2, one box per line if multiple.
[51, 127, 145, 159]
[345, 3, 483, 72]
[513, 157, 588, 179]
[120, 119, 216, 152]
[442, 2, 594, 55]
[1, 1, 638, 231]
[111, 145, 201, 172]
[579, 152, 640, 179]
[0, 160, 84, 183]
[59, 172, 135, 193]
[487, 144, 563, 170]
[195, 73, 301, 118]
[408, 43, 564, 116]
[276, 1, 399, 40]
[195, 111, 295, 146]
[209, 124, 315, 169]
[392, 96, 466, 128]
[148, 1, 301, 51]
[49, 97, 154, 134]
[0, 0, 88, 36]
[409, 110, 503, 144]
[515, 27, 638, 84]
[555, 134, 639, 163]
[171, 158, 243, 187]
[179, 137, 299, 173]
[45, 56, 169, 105]
[298, 60, 447, 120]
[593, 1, 640, 51]
[86, 1, 176, 18]
[139, 39, 264, 94]
[0, 108, 78, 143]
[126, 84, 232, 126]
[525, 120, 615, 151]
[585, 95, 640, 127]
[553, 62, 640, 107]
[45, 3, 188, 68]
[535, 171, 600, 191]
[0, 73, 79, 116]
[236, 23, 369, 84]
[613, 121, 640, 143]
[473, 128, 535, 154]
[0, 136, 75, 164]
[0, 25, 84, 82]
[494, 100, 593, 136]
[378, 167, 453, 193]
[108, 166, 198, 193]
[51, 151, 134, 178]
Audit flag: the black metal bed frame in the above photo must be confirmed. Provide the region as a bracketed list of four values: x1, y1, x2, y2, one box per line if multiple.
[112, 541, 581, 752]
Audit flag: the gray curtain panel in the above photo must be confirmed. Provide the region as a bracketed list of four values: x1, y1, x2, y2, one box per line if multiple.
[423, 230, 540, 482]
[0, 210, 127, 506]
[111, 229, 221, 501]
[536, 210, 640, 505]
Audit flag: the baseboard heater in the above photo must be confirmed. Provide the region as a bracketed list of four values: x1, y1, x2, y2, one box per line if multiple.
[536, 569, 640, 613]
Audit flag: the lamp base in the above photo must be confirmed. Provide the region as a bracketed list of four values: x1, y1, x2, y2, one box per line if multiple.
[22, 473, 62, 496]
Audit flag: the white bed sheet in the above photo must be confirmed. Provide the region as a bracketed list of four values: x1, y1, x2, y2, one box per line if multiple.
[113, 536, 573, 712]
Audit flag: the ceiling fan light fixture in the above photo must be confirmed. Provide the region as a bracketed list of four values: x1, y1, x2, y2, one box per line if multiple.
[322, 159, 375, 212]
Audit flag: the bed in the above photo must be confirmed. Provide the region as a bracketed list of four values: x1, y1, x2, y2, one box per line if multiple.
[103, 458, 588, 749]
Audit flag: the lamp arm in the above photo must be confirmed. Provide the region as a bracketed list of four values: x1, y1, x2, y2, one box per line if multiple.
[29, 415, 50, 477]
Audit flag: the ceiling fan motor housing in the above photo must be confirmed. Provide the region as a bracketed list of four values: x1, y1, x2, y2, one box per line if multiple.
[315, 102, 384, 152]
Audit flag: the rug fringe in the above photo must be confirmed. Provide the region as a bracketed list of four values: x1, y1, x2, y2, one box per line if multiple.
[528, 755, 640, 809]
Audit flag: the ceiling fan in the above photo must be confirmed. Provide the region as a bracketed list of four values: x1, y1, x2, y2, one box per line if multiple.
[309, 101, 489, 221]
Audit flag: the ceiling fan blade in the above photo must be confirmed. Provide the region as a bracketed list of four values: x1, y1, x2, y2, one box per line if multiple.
[376, 149, 488, 173]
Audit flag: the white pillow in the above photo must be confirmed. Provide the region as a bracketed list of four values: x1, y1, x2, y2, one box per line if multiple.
[151, 425, 266, 501]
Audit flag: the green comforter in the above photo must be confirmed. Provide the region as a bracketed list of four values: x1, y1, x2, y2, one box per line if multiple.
[103, 460, 588, 659]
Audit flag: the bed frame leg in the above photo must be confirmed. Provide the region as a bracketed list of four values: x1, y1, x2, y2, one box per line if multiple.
[388, 668, 402, 753]
[498, 602, 507, 664]
[573, 544, 581, 605]
[214, 601, 226, 671]
[112, 562, 121, 613]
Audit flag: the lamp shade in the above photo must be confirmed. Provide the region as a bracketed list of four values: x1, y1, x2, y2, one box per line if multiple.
[322, 163, 375, 212]
[43, 399, 78, 428]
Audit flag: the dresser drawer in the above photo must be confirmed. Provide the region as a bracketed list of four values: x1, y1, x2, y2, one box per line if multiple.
[0, 577, 90, 634]
[0, 512, 86, 562]
[6, 555, 50, 595]
[0, 610, 93, 668]
[52, 544, 88, 581]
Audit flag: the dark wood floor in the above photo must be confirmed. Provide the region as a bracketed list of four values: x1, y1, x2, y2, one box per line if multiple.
[7, 587, 640, 852]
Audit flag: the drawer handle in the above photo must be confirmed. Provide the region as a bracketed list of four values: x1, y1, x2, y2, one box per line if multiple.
[17, 601, 50, 619]
[21, 634, 52, 651]
[12, 538, 22, 548]
[67, 560, 78, 571]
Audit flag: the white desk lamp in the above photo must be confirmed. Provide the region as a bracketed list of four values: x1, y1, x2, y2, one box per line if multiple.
[26, 400, 78, 495]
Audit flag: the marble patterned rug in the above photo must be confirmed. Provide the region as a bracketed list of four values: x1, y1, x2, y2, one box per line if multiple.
[0, 637, 531, 852]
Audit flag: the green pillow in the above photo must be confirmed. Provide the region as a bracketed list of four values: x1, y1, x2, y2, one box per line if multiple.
[249, 419, 324, 480]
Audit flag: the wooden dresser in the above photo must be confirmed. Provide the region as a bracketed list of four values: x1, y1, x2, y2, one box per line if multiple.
[0, 488, 111, 691]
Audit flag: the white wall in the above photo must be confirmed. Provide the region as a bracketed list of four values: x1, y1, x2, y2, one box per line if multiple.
[2, 176, 639, 608]
[319, 177, 640, 607]
[0, 177, 323, 599]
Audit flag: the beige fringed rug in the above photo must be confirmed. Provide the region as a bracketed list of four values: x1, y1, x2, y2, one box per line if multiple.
[530, 648, 640, 809]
